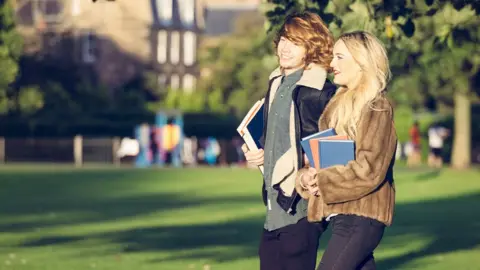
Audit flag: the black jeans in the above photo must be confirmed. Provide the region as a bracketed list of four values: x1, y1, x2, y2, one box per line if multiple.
[259, 218, 327, 270]
[318, 215, 385, 270]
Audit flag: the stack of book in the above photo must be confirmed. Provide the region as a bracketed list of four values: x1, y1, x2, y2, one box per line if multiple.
[301, 128, 355, 169]
[237, 99, 265, 173]
[237, 101, 355, 173]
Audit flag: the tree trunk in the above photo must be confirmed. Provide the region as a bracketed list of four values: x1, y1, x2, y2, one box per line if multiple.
[451, 91, 471, 169]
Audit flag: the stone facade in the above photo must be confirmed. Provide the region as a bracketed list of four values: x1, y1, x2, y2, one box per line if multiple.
[13, 0, 203, 91]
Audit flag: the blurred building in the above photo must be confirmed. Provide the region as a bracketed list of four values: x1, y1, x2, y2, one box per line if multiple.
[12, 0, 204, 92]
[198, 0, 264, 80]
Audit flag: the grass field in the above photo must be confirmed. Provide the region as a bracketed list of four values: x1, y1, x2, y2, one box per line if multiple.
[0, 165, 479, 270]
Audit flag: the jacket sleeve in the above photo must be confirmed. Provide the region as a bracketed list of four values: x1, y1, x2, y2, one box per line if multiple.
[297, 84, 336, 139]
[316, 102, 397, 204]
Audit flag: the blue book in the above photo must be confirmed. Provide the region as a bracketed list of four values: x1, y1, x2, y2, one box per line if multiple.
[246, 103, 264, 149]
[317, 139, 355, 168]
[300, 128, 336, 165]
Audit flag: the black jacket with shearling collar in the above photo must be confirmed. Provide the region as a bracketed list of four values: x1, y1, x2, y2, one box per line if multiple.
[259, 64, 337, 214]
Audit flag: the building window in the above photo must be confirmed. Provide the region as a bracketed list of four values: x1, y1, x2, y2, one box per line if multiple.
[71, 0, 80, 16]
[178, 0, 195, 27]
[82, 31, 97, 64]
[182, 74, 196, 93]
[183, 31, 196, 66]
[155, 0, 172, 25]
[37, 0, 63, 23]
[157, 30, 167, 64]
[170, 31, 180, 64]
[170, 74, 180, 90]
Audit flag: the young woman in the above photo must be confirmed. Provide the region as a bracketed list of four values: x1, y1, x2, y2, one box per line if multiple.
[295, 31, 397, 270]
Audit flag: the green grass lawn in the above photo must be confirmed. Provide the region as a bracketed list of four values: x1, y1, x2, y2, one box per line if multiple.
[0, 165, 479, 270]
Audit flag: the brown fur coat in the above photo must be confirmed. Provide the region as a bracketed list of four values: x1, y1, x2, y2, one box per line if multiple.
[295, 95, 397, 226]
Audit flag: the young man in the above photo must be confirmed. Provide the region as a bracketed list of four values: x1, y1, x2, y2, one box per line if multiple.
[242, 12, 336, 270]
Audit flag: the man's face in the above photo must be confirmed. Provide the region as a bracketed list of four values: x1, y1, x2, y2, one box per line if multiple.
[277, 37, 306, 73]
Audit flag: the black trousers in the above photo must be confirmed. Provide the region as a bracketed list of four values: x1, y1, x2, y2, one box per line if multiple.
[259, 218, 327, 270]
[318, 215, 385, 270]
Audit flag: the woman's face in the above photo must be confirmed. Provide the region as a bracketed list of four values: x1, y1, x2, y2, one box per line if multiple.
[330, 40, 361, 88]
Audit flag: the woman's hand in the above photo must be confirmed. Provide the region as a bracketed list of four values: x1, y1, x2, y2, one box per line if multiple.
[301, 167, 319, 196]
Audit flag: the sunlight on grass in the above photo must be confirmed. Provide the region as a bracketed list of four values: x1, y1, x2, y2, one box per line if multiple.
[394, 168, 480, 202]
[0, 165, 479, 269]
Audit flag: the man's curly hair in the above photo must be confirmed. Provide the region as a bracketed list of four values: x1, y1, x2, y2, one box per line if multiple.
[274, 12, 334, 71]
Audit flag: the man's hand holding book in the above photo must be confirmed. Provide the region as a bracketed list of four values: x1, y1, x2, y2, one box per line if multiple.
[242, 143, 264, 166]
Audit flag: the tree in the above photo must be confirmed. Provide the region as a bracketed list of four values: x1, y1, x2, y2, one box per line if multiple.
[147, 88, 209, 113]
[410, 3, 479, 169]
[198, 11, 276, 117]
[0, 0, 23, 114]
[16, 85, 44, 115]
[265, 0, 480, 168]
[263, 0, 334, 33]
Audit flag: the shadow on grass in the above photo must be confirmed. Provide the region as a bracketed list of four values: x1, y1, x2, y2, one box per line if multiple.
[13, 216, 265, 264]
[17, 214, 265, 263]
[0, 168, 261, 232]
[2, 168, 480, 268]
[0, 168, 264, 263]
[376, 192, 480, 269]
[9, 193, 480, 267]
[415, 169, 442, 181]
[116, 216, 263, 262]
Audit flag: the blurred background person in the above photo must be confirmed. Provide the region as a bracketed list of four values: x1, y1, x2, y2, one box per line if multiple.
[204, 137, 220, 166]
[182, 136, 198, 166]
[407, 121, 422, 167]
[428, 123, 450, 168]
[161, 119, 182, 165]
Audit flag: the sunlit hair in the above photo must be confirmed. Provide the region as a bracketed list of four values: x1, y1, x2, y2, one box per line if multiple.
[274, 11, 334, 71]
[328, 31, 392, 138]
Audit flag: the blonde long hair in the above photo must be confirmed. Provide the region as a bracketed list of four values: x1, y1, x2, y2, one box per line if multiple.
[329, 31, 392, 138]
